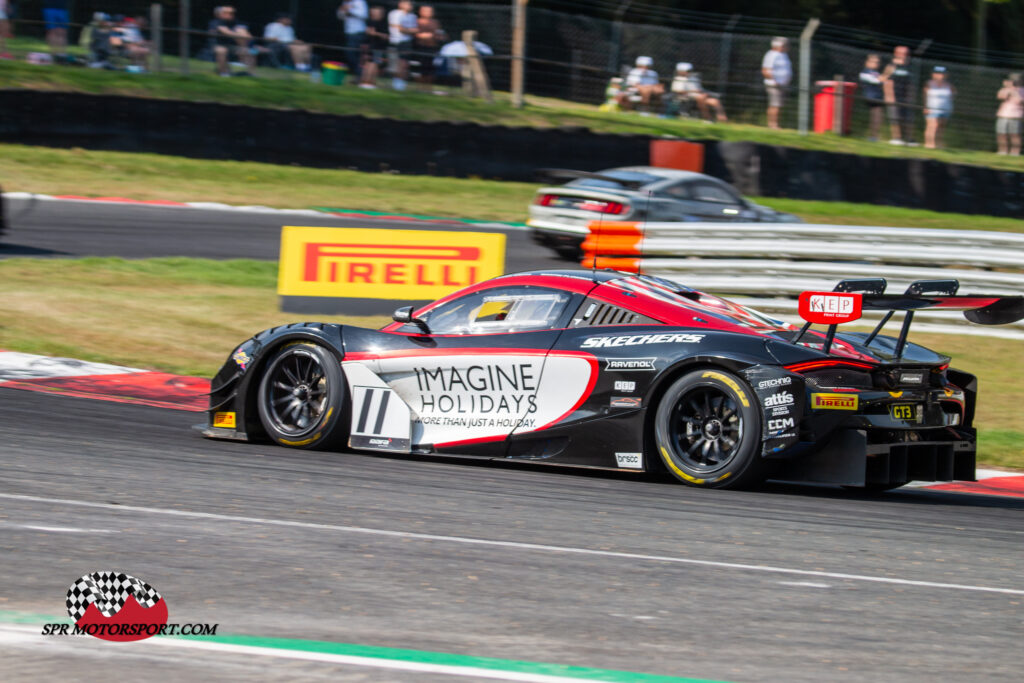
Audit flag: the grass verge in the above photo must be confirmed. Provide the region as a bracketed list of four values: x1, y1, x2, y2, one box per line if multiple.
[2, 43, 1024, 174]
[3, 144, 1024, 232]
[0, 257, 1020, 469]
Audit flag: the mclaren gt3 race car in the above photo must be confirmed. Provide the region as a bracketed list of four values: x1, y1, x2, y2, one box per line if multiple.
[202, 270, 1023, 490]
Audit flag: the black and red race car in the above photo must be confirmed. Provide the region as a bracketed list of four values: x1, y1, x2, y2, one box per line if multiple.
[202, 270, 1023, 490]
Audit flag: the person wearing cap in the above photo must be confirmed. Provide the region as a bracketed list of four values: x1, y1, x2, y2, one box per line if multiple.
[670, 62, 727, 122]
[882, 45, 915, 145]
[996, 73, 1024, 156]
[923, 65, 955, 149]
[619, 56, 664, 113]
[761, 37, 792, 129]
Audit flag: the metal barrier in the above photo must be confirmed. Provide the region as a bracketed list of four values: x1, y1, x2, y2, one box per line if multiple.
[581, 220, 1024, 339]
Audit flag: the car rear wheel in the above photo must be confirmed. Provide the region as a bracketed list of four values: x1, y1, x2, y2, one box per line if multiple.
[257, 342, 347, 449]
[652, 369, 766, 489]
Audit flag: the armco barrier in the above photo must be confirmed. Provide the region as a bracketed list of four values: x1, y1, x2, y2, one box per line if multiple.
[581, 221, 1024, 339]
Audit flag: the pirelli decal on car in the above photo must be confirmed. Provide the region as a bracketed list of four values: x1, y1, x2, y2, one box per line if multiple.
[811, 393, 859, 410]
[581, 333, 705, 349]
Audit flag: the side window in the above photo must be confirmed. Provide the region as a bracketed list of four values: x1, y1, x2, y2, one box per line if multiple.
[661, 182, 692, 200]
[569, 297, 660, 327]
[420, 287, 572, 335]
[690, 182, 741, 205]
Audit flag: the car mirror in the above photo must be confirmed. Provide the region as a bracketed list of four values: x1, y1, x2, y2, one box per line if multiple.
[393, 306, 430, 332]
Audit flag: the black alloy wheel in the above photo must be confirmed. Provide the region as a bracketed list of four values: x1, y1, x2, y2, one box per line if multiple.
[653, 369, 765, 489]
[257, 342, 347, 449]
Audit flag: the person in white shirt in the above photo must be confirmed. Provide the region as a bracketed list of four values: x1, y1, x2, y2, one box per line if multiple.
[338, 0, 368, 75]
[263, 14, 311, 71]
[670, 62, 727, 122]
[761, 36, 792, 129]
[617, 56, 664, 112]
[387, 0, 417, 90]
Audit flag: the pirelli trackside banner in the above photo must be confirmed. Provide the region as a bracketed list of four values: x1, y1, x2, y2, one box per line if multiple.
[278, 227, 506, 301]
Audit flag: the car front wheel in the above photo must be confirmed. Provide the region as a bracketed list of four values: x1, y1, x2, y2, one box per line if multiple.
[256, 342, 347, 449]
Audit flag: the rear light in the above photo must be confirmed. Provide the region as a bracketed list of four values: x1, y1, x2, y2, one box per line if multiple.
[534, 194, 557, 206]
[785, 359, 876, 373]
[577, 201, 626, 215]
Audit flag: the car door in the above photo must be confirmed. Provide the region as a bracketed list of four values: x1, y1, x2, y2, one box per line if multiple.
[342, 284, 588, 456]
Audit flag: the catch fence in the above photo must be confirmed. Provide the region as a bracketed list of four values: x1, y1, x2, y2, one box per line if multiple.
[6, 2, 1024, 153]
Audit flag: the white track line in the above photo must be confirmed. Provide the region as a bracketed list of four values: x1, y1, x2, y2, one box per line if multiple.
[1, 192, 529, 230]
[1, 492, 1021, 596]
[0, 625, 605, 683]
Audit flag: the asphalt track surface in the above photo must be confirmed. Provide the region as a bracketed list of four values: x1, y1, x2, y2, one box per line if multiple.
[2, 390, 1023, 681]
[0, 197, 565, 271]
[3, 198, 1024, 680]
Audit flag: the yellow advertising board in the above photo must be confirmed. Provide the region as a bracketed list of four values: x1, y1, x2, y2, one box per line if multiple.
[278, 227, 506, 301]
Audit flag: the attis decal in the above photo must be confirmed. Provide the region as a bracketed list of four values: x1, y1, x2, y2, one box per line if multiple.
[798, 292, 863, 324]
[65, 572, 168, 642]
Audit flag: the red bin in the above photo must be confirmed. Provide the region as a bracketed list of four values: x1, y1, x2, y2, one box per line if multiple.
[814, 81, 857, 135]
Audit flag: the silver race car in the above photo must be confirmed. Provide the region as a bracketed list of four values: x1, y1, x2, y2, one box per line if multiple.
[528, 166, 800, 259]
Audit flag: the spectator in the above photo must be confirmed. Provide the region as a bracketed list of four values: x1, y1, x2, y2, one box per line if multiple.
[618, 56, 664, 113]
[996, 73, 1023, 156]
[338, 0, 368, 76]
[761, 37, 791, 129]
[87, 15, 120, 69]
[388, 0, 417, 91]
[670, 62, 727, 122]
[115, 16, 151, 71]
[882, 45, 915, 145]
[0, 0, 12, 59]
[359, 6, 389, 88]
[208, 6, 255, 77]
[923, 66, 954, 149]
[859, 54, 885, 141]
[413, 5, 446, 90]
[43, 0, 70, 59]
[263, 13, 312, 71]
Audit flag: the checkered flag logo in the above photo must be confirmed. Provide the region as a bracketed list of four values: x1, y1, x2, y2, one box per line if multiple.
[66, 572, 162, 621]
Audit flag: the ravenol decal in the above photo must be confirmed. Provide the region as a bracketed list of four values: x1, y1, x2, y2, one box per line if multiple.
[811, 393, 859, 410]
[605, 357, 656, 371]
[277, 227, 505, 300]
[213, 411, 236, 429]
[702, 371, 750, 407]
[581, 333, 705, 349]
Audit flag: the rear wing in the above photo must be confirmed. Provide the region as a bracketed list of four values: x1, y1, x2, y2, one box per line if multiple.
[793, 278, 1024, 356]
[535, 168, 650, 190]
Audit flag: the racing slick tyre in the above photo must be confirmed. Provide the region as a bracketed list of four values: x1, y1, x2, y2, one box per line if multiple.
[652, 369, 765, 489]
[257, 342, 348, 450]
